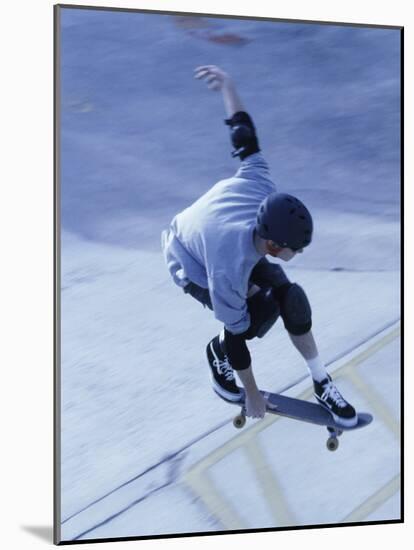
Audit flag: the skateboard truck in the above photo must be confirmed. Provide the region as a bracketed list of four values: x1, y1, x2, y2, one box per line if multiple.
[233, 405, 345, 452]
[232, 402, 279, 430]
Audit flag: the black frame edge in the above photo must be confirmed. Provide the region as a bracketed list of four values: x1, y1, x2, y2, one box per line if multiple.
[54, 3, 62, 546]
[399, 26, 404, 524]
[54, 3, 403, 30]
[58, 519, 404, 545]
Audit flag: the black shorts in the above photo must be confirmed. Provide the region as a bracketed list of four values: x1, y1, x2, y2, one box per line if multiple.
[183, 260, 290, 339]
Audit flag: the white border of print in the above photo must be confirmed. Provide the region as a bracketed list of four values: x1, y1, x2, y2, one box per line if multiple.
[1, 1, 410, 549]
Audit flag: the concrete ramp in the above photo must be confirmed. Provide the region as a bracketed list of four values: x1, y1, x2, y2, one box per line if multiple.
[61, 322, 400, 541]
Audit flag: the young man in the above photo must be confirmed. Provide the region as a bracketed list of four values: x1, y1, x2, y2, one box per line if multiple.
[161, 65, 357, 427]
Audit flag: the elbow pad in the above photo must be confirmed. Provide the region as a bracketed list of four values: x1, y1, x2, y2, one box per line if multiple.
[223, 328, 251, 370]
[224, 111, 260, 160]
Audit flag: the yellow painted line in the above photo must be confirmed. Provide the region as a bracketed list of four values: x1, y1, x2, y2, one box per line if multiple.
[244, 439, 296, 526]
[183, 415, 280, 530]
[342, 474, 400, 522]
[345, 369, 400, 438]
[337, 326, 400, 438]
[338, 326, 400, 372]
[184, 469, 246, 530]
[183, 323, 400, 528]
[186, 413, 276, 471]
[298, 326, 400, 437]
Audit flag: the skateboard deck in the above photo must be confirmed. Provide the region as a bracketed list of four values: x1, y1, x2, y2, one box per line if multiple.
[217, 387, 373, 451]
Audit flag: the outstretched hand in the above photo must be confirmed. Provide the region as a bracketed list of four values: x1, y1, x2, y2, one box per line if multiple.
[194, 65, 231, 91]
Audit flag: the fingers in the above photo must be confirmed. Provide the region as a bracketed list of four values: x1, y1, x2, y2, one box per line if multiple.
[194, 66, 224, 91]
[245, 407, 266, 419]
[194, 65, 218, 77]
[248, 412, 265, 419]
[205, 74, 217, 84]
[206, 75, 221, 91]
[194, 65, 225, 81]
[194, 66, 211, 80]
[245, 395, 267, 419]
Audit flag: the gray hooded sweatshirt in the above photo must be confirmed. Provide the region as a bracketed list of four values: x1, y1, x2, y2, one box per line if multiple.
[161, 152, 277, 334]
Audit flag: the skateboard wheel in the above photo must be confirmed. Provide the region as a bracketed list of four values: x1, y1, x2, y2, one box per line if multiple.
[327, 427, 343, 438]
[327, 437, 339, 451]
[233, 414, 246, 429]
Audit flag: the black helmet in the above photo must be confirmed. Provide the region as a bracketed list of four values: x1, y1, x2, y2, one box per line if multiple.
[256, 192, 313, 250]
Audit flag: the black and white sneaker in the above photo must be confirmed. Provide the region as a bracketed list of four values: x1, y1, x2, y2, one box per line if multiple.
[313, 375, 357, 428]
[206, 335, 242, 402]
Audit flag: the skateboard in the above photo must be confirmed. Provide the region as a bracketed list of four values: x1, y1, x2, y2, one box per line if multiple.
[217, 388, 373, 451]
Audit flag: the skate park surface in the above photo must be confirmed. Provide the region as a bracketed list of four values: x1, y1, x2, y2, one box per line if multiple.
[57, 8, 401, 542]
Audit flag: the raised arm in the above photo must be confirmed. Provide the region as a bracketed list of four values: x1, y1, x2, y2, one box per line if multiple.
[194, 65, 260, 160]
[194, 65, 244, 117]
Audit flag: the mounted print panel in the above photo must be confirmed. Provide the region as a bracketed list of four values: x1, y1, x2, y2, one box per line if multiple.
[54, 4, 402, 545]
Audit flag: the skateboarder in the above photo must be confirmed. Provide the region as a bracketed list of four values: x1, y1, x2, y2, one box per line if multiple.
[161, 65, 357, 428]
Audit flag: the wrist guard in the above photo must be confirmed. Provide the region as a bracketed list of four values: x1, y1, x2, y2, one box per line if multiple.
[224, 111, 260, 160]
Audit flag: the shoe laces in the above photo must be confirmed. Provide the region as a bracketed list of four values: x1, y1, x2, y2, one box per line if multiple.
[212, 356, 235, 381]
[321, 381, 347, 408]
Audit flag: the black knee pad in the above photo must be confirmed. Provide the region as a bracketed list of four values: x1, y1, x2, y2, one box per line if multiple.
[244, 287, 280, 340]
[279, 283, 312, 335]
[250, 258, 291, 289]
